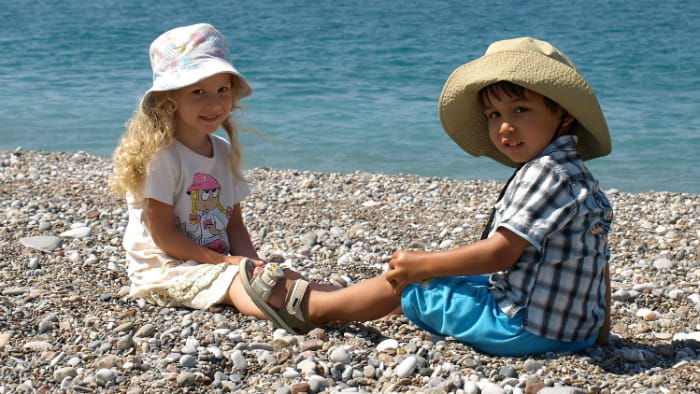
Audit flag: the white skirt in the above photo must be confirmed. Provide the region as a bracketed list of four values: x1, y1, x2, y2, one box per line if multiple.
[129, 259, 239, 310]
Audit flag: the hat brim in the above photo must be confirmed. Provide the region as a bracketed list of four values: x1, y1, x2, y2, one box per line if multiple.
[140, 59, 252, 113]
[439, 49, 611, 167]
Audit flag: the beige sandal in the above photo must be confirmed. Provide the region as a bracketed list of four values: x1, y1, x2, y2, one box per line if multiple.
[239, 258, 322, 334]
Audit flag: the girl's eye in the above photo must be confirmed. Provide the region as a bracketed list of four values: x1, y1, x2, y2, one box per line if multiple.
[192, 89, 205, 95]
[515, 107, 528, 113]
[218, 86, 230, 93]
[485, 111, 500, 119]
[201, 190, 211, 201]
[211, 189, 219, 198]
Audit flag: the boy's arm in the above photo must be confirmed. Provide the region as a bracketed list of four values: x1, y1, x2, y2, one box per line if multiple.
[386, 227, 529, 293]
[144, 198, 245, 265]
[595, 264, 612, 345]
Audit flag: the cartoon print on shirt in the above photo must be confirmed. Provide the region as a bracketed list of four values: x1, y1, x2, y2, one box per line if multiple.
[180, 173, 233, 254]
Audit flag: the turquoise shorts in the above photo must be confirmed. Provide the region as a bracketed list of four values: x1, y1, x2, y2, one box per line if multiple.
[401, 275, 596, 356]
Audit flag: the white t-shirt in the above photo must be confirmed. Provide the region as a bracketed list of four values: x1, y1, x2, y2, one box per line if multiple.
[124, 135, 251, 284]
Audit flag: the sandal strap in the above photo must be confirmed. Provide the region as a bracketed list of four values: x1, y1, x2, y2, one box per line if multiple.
[249, 260, 284, 302]
[280, 279, 322, 333]
[284, 279, 310, 321]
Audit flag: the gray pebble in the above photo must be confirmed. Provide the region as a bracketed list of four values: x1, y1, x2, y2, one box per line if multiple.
[95, 368, 116, 383]
[179, 355, 196, 368]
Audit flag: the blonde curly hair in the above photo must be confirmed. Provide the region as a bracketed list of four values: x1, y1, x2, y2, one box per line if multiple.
[109, 80, 247, 202]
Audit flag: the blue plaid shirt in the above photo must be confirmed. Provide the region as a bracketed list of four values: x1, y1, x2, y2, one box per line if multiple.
[487, 135, 613, 342]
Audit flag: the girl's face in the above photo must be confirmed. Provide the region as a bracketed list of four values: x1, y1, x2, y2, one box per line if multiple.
[483, 89, 568, 164]
[171, 73, 233, 141]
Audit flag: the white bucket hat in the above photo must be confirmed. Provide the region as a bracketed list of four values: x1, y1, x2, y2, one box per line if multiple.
[140, 23, 252, 112]
[439, 37, 611, 167]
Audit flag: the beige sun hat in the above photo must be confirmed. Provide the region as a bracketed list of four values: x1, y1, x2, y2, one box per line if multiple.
[438, 37, 611, 167]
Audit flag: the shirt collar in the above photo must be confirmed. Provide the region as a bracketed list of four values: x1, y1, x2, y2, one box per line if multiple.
[537, 134, 578, 159]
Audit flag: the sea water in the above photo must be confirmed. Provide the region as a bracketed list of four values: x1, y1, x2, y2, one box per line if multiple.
[1, 0, 699, 194]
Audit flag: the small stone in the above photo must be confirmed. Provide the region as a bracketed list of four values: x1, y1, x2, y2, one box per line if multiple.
[134, 324, 156, 338]
[299, 338, 324, 352]
[636, 308, 660, 321]
[19, 236, 61, 252]
[24, 341, 52, 352]
[653, 257, 674, 270]
[230, 350, 247, 370]
[329, 346, 351, 364]
[176, 371, 195, 386]
[297, 359, 317, 376]
[95, 355, 121, 369]
[0, 331, 11, 348]
[179, 355, 196, 368]
[117, 335, 134, 351]
[60, 227, 91, 239]
[282, 367, 300, 379]
[53, 367, 77, 382]
[38, 319, 53, 334]
[395, 355, 417, 378]
[499, 365, 517, 378]
[96, 368, 117, 383]
[523, 358, 541, 372]
[290, 382, 311, 394]
[114, 322, 134, 333]
[377, 338, 399, 352]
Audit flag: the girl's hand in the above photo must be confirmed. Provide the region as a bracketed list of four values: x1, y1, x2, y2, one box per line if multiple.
[223, 255, 265, 268]
[385, 250, 429, 294]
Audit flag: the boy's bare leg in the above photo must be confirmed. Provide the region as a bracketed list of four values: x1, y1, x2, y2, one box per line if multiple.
[302, 274, 402, 323]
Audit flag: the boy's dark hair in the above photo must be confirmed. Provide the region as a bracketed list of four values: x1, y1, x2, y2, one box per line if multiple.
[478, 81, 561, 113]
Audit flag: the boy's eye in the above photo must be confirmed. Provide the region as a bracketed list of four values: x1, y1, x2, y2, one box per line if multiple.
[192, 89, 205, 95]
[485, 111, 500, 119]
[218, 86, 230, 93]
[515, 106, 529, 113]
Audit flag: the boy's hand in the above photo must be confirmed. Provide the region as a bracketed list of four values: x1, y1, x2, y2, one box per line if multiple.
[386, 250, 429, 294]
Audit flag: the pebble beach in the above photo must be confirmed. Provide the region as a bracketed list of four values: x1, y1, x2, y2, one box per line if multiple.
[1, 150, 698, 393]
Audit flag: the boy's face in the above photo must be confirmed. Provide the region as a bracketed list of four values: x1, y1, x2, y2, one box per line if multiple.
[483, 89, 566, 164]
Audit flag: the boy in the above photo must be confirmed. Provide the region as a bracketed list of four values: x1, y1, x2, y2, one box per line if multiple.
[243, 37, 613, 356]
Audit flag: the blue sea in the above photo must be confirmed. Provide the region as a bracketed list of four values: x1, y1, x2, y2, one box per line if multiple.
[1, 0, 699, 194]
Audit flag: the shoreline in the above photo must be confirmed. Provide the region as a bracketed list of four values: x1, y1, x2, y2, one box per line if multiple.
[1, 150, 698, 393]
[2, 146, 696, 196]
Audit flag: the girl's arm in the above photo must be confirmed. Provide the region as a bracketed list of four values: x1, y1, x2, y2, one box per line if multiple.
[386, 227, 529, 293]
[225, 203, 259, 260]
[144, 198, 243, 265]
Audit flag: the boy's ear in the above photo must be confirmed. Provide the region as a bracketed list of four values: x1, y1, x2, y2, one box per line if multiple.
[562, 114, 576, 130]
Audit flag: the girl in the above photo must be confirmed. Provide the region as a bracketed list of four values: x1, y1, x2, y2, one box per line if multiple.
[110, 23, 263, 316]
[110, 23, 399, 334]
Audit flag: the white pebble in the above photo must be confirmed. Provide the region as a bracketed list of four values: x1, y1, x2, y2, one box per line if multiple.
[395, 355, 417, 378]
[376, 338, 399, 352]
[60, 227, 91, 239]
[329, 346, 351, 364]
[635, 308, 660, 321]
[230, 350, 248, 370]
